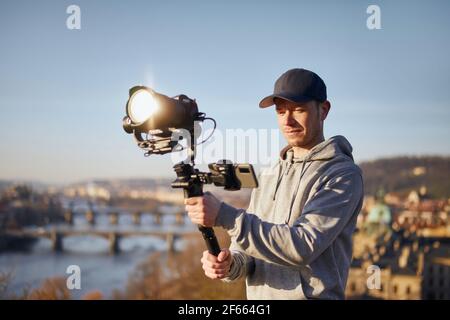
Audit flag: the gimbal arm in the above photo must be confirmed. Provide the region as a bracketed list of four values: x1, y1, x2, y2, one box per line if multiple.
[172, 162, 221, 256]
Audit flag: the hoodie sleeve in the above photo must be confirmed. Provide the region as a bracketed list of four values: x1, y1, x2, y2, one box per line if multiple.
[222, 189, 257, 282]
[215, 169, 363, 267]
[222, 241, 255, 282]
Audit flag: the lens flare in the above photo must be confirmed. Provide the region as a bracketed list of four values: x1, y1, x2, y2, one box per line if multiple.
[128, 89, 158, 123]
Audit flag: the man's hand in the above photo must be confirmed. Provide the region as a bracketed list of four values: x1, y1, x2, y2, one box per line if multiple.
[201, 248, 232, 280]
[184, 191, 221, 227]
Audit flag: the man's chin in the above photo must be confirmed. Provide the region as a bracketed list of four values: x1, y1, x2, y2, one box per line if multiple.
[286, 137, 307, 147]
[288, 141, 305, 148]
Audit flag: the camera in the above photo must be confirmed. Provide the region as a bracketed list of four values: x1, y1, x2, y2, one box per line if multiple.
[123, 86, 258, 256]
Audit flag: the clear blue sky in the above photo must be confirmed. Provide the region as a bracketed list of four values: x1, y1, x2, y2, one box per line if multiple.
[1, 0, 449, 184]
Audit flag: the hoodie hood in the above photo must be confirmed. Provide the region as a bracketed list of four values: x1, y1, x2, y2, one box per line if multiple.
[272, 136, 356, 222]
[279, 135, 354, 163]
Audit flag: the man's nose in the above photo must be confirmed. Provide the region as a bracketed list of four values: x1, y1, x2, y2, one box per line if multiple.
[282, 111, 296, 126]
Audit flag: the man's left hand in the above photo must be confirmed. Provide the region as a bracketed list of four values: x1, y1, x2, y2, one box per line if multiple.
[184, 191, 221, 227]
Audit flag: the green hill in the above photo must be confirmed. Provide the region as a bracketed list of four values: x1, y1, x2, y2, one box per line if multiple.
[358, 156, 450, 198]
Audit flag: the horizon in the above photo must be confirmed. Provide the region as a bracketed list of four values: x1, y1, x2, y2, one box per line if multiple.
[1, 153, 448, 186]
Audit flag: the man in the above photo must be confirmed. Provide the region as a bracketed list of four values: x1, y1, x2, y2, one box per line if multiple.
[185, 68, 364, 299]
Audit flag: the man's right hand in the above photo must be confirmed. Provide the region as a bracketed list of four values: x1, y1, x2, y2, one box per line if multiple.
[201, 248, 232, 280]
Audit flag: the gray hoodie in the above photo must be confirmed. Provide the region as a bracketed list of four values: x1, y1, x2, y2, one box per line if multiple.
[215, 135, 364, 299]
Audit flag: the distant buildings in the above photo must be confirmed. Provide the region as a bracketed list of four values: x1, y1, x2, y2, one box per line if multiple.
[359, 186, 449, 233]
[348, 186, 450, 300]
[61, 180, 185, 204]
[60, 179, 253, 208]
[347, 227, 450, 299]
[63, 183, 111, 201]
[0, 185, 64, 232]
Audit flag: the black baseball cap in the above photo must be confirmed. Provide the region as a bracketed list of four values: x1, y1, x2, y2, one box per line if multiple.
[259, 68, 327, 108]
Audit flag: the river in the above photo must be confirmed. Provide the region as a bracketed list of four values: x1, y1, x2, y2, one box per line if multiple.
[0, 200, 195, 299]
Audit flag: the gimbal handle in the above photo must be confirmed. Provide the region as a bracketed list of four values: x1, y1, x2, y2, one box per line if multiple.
[183, 187, 221, 257]
[198, 225, 221, 257]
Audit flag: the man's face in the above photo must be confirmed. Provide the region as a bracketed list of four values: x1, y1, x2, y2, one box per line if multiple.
[275, 98, 325, 148]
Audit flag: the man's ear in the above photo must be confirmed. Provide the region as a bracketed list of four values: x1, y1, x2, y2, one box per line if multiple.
[319, 101, 331, 121]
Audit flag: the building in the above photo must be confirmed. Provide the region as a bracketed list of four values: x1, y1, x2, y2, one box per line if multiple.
[421, 246, 450, 300]
[347, 228, 450, 300]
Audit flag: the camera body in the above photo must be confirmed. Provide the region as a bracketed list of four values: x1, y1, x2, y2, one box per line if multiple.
[171, 160, 258, 198]
[208, 161, 258, 190]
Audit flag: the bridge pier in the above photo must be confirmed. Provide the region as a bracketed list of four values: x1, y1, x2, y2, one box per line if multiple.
[153, 212, 162, 225]
[109, 232, 121, 254]
[175, 212, 185, 225]
[109, 212, 119, 225]
[51, 230, 63, 252]
[64, 210, 74, 225]
[132, 212, 141, 226]
[166, 233, 176, 253]
[85, 210, 96, 226]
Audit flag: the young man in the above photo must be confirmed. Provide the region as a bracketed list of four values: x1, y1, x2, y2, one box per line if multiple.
[185, 68, 364, 299]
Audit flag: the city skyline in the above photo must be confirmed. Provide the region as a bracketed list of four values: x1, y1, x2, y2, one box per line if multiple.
[1, 0, 449, 183]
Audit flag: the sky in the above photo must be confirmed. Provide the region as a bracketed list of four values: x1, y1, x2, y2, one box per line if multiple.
[0, 0, 449, 184]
